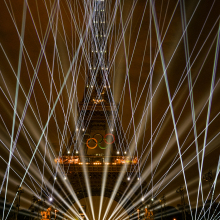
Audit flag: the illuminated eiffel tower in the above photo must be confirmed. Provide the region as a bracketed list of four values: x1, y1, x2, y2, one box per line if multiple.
[55, 0, 138, 168]
[54, 1, 142, 218]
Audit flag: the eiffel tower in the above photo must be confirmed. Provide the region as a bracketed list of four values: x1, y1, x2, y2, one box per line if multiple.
[54, 1, 142, 218]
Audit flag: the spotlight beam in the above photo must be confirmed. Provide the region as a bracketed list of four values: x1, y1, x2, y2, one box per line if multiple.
[2, 2, 27, 219]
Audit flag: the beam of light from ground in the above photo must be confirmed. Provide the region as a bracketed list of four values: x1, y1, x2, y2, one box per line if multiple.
[180, 1, 206, 217]
[109, 173, 149, 220]
[154, 119, 220, 202]
[210, 193, 220, 220]
[2, 2, 27, 219]
[103, 114, 154, 219]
